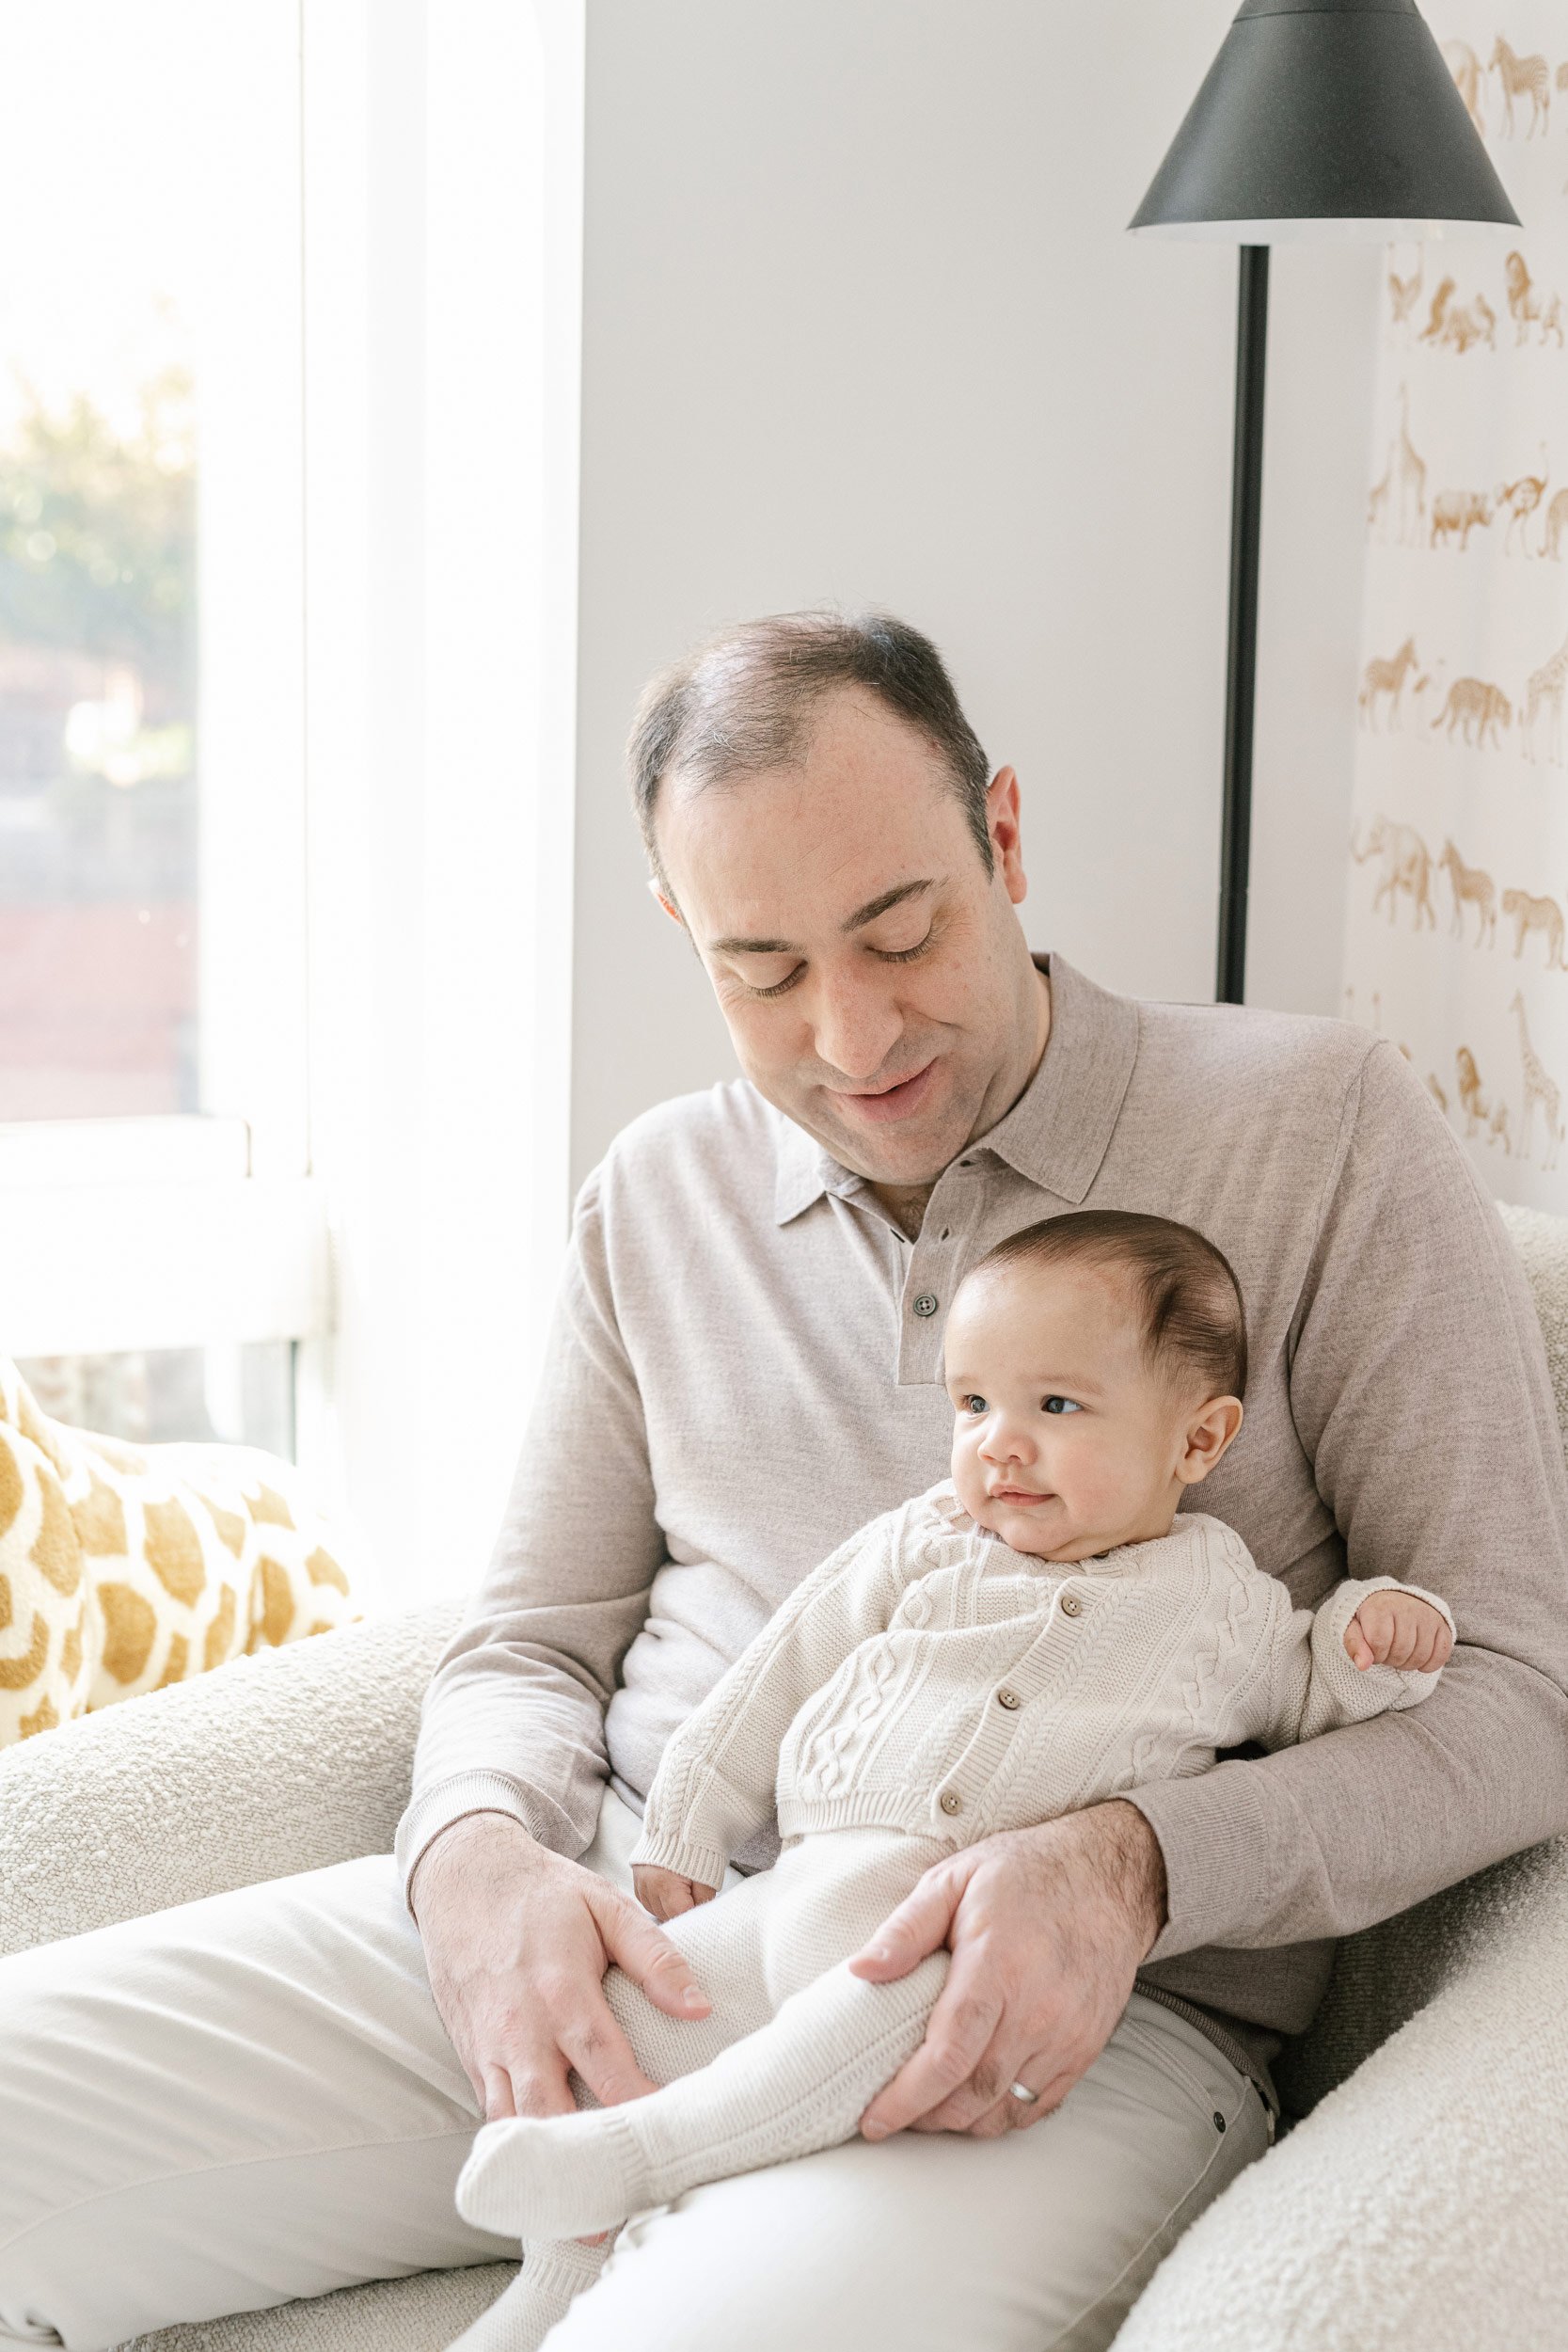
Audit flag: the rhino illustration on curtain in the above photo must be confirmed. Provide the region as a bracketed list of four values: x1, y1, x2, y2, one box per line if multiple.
[1344, 5, 1568, 1199]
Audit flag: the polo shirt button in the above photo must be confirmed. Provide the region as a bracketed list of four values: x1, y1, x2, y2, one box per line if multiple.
[1059, 1594, 1082, 1617]
[912, 1293, 940, 1318]
[996, 1688, 1022, 1710]
[940, 1789, 963, 1815]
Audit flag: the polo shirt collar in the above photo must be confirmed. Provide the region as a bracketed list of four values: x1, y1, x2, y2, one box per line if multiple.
[771, 951, 1140, 1224]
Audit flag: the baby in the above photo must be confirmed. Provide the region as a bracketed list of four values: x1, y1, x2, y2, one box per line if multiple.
[452, 1209, 1454, 2347]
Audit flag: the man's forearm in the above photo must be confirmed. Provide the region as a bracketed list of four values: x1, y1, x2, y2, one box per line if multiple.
[1097, 1801, 1168, 1959]
[1127, 1647, 1568, 1961]
[395, 1639, 623, 1909]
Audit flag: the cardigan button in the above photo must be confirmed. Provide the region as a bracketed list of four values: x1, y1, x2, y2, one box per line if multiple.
[1060, 1593, 1083, 1617]
[996, 1688, 1022, 1710]
[912, 1293, 940, 1318]
[939, 1789, 963, 1815]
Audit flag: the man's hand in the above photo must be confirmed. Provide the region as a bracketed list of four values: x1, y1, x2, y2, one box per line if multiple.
[409, 1813, 713, 2122]
[633, 1864, 719, 1920]
[847, 1801, 1166, 2140]
[1344, 1590, 1453, 1674]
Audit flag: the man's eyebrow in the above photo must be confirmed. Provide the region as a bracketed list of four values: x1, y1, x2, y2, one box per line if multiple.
[843, 878, 934, 932]
[710, 879, 935, 959]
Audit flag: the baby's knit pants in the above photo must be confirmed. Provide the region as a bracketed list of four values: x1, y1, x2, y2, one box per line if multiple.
[451, 1826, 951, 2352]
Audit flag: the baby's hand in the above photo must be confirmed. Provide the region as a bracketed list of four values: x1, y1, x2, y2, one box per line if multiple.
[633, 1864, 718, 1921]
[1344, 1590, 1453, 1674]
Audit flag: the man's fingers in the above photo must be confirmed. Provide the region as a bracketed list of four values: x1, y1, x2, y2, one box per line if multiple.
[900, 2014, 1029, 2136]
[859, 1976, 1004, 2138]
[486, 2050, 576, 2122]
[592, 1888, 712, 2018]
[558, 1993, 661, 2108]
[847, 1867, 961, 1983]
[481, 2061, 516, 2121]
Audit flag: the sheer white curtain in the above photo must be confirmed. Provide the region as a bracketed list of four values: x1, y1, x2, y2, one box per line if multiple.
[1344, 1, 1568, 1204]
[300, 1, 583, 1603]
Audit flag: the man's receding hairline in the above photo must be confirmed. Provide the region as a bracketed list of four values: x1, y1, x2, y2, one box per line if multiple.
[655, 680, 977, 832]
[627, 609, 997, 890]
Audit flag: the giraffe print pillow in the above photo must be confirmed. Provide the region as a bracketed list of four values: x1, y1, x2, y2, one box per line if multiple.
[0, 1358, 360, 1744]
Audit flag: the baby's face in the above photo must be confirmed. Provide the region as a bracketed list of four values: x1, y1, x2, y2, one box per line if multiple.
[942, 1259, 1214, 1564]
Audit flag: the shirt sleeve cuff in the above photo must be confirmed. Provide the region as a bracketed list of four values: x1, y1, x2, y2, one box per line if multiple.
[1123, 1757, 1293, 1961]
[394, 1771, 580, 1916]
[626, 1829, 731, 1890]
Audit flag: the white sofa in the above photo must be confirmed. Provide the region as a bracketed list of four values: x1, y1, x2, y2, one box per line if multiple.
[5, 1200, 1567, 2351]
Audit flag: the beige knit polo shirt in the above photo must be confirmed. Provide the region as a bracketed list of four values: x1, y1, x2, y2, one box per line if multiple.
[628, 1489, 1455, 1895]
[396, 953, 1568, 2091]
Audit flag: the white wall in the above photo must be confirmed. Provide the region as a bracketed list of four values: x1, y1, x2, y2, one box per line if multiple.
[569, 0, 1380, 1187]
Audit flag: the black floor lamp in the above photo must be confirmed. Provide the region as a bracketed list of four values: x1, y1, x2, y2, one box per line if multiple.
[1130, 0, 1518, 1006]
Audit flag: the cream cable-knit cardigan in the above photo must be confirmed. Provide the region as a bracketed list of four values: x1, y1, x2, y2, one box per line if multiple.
[630, 1486, 1455, 1892]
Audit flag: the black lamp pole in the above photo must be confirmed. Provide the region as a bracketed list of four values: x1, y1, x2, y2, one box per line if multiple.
[1218, 244, 1268, 1006]
[1130, 0, 1518, 1008]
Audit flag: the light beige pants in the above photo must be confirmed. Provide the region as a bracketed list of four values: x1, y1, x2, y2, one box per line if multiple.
[0, 1788, 1270, 2352]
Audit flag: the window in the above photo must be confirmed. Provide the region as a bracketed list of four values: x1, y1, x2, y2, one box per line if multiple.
[1, 2, 582, 1599]
[0, 0, 309, 1164]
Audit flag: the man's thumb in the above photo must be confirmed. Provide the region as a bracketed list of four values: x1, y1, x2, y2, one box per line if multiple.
[846, 1869, 958, 1981]
[594, 1887, 712, 2016]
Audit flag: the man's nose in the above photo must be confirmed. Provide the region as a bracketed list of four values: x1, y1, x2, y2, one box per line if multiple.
[808, 967, 904, 1086]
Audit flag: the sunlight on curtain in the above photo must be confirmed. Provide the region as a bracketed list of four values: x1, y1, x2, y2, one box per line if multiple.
[1345, 3, 1568, 1203]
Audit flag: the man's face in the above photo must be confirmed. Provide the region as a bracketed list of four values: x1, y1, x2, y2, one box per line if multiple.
[651, 686, 1038, 1185]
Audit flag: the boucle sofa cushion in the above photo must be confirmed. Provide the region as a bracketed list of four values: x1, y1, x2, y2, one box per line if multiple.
[0, 1358, 359, 1746]
[0, 1599, 463, 1957]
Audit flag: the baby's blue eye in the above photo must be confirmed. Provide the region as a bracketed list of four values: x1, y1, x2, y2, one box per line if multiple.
[1041, 1396, 1082, 1416]
[961, 1394, 987, 1416]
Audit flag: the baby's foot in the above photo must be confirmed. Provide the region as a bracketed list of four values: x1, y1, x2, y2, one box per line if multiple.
[443, 2237, 610, 2352]
[456, 2108, 645, 2241]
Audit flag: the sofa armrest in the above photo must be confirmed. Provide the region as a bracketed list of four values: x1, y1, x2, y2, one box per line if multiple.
[1114, 1834, 1568, 2350]
[1274, 1835, 1562, 2118]
[0, 1601, 463, 1957]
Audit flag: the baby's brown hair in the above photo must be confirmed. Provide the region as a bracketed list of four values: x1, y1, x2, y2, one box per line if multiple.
[965, 1210, 1247, 1403]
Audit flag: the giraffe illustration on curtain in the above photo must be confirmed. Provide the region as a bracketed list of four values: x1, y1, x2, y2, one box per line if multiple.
[1344, 4, 1568, 1212]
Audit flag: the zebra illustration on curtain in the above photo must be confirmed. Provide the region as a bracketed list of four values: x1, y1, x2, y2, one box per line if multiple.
[1345, 5, 1568, 1208]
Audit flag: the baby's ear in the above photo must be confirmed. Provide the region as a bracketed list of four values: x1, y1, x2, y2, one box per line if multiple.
[1177, 1395, 1244, 1486]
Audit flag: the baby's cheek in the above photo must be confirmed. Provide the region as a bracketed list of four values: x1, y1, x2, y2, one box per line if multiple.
[949, 1430, 985, 1512]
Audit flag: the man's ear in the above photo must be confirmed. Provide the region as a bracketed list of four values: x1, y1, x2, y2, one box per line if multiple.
[987, 768, 1027, 907]
[647, 874, 684, 928]
[1175, 1395, 1244, 1487]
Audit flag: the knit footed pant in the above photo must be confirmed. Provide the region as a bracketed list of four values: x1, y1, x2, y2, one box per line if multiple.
[452, 1826, 950, 2350]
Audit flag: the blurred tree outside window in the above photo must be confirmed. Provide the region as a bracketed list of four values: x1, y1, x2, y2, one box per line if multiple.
[0, 363, 198, 1117]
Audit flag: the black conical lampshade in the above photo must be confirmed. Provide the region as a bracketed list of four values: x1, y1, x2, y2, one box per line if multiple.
[1130, 0, 1519, 241]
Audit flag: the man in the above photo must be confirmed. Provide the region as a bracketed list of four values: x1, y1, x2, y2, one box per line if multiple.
[2, 612, 1566, 2352]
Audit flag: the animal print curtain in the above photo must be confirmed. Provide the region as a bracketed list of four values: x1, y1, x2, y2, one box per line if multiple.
[1344, 4, 1568, 1198]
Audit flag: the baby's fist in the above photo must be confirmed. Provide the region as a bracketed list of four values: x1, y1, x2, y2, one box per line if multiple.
[1344, 1590, 1453, 1675]
[633, 1864, 718, 1921]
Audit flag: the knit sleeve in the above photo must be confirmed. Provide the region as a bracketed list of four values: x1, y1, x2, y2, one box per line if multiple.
[628, 1501, 919, 1886]
[1249, 1575, 1456, 1751]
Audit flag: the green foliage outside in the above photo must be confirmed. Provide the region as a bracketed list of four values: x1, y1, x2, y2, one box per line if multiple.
[0, 369, 198, 890]
[0, 365, 197, 723]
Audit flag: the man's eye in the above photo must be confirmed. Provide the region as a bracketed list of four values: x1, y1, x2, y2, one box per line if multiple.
[873, 930, 933, 965]
[1042, 1396, 1082, 1415]
[742, 964, 804, 1000]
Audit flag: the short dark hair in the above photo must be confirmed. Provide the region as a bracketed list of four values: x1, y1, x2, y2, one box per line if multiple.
[964, 1210, 1248, 1401]
[626, 610, 994, 889]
